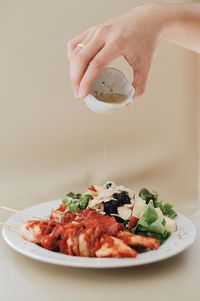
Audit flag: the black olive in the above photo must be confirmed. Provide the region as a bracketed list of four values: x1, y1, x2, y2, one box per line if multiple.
[117, 199, 124, 207]
[112, 191, 131, 205]
[112, 193, 123, 206]
[112, 192, 121, 199]
[121, 191, 131, 204]
[121, 191, 128, 197]
[103, 200, 118, 215]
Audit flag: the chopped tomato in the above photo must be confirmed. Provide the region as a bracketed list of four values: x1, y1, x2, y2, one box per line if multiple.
[128, 216, 139, 230]
[87, 185, 97, 192]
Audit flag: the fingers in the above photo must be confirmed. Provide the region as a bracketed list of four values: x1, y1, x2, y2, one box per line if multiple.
[67, 30, 89, 59]
[78, 44, 121, 98]
[70, 37, 104, 98]
[70, 27, 98, 59]
[132, 65, 149, 97]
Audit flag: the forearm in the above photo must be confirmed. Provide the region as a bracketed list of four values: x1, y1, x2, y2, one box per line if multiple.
[158, 2, 200, 53]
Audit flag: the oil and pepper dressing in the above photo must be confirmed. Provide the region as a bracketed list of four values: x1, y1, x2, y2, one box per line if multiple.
[96, 93, 127, 104]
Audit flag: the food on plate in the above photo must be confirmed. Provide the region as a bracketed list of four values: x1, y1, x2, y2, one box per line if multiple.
[61, 182, 177, 243]
[20, 209, 158, 258]
[20, 181, 177, 258]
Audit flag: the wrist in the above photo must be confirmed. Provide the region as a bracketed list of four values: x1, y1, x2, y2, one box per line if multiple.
[134, 2, 176, 40]
[157, 3, 195, 41]
[147, 3, 180, 39]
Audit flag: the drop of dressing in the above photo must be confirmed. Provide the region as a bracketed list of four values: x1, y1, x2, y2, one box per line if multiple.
[96, 93, 127, 104]
[98, 142, 107, 184]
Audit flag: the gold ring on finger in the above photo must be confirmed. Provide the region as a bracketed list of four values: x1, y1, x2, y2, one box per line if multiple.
[77, 43, 85, 49]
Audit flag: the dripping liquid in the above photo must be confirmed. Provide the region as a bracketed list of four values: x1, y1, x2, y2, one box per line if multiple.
[98, 143, 107, 184]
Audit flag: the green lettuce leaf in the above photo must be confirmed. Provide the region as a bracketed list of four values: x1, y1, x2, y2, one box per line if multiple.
[154, 198, 177, 218]
[139, 188, 177, 219]
[137, 200, 165, 234]
[62, 193, 93, 212]
[78, 194, 93, 210]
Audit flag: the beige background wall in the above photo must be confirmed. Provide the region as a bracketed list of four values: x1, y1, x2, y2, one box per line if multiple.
[0, 0, 199, 215]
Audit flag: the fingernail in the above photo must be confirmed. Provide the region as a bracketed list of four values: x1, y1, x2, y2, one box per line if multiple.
[78, 88, 84, 99]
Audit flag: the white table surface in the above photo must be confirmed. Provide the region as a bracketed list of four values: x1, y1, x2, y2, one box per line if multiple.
[0, 201, 200, 301]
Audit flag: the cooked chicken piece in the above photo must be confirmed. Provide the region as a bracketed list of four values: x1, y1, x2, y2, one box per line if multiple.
[78, 225, 102, 257]
[20, 209, 159, 258]
[118, 231, 159, 250]
[79, 232, 90, 257]
[95, 234, 137, 258]
[20, 220, 56, 243]
[61, 223, 82, 256]
[50, 204, 76, 223]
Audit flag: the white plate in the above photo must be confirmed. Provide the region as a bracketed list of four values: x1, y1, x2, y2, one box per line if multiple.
[2, 199, 196, 269]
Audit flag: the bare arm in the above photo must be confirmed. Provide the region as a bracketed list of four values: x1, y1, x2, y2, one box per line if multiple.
[161, 3, 200, 52]
[67, 2, 200, 99]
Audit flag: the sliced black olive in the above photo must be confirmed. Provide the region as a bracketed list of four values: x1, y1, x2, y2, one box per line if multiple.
[112, 193, 123, 207]
[116, 199, 124, 207]
[121, 191, 131, 204]
[139, 188, 155, 204]
[112, 191, 131, 205]
[113, 192, 120, 200]
[103, 200, 118, 215]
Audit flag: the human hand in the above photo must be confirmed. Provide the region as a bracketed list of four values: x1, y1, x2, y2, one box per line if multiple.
[67, 2, 166, 99]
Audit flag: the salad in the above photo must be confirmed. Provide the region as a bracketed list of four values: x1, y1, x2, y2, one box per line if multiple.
[61, 181, 177, 245]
